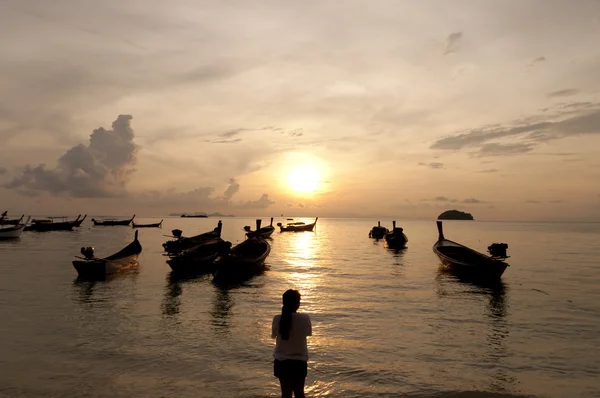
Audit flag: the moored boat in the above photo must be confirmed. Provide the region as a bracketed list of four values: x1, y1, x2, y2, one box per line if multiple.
[0, 216, 29, 239]
[384, 221, 408, 248]
[166, 238, 229, 274]
[276, 217, 318, 232]
[1, 211, 24, 226]
[244, 218, 275, 239]
[24, 215, 84, 232]
[91, 214, 135, 226]
[433, 221, 509, 280]
[72, 230, 142, 278]
[213, 222, 271, 284]
[162, 220, 223, 254]
[73, 215, 87, 227]
[132, 219, 163, 228]
[369, 221, 389, 239]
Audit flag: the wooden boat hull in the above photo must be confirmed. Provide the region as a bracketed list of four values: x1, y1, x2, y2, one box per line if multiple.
[73, 231, 142, 278]
[278, 218, 318, 232]
[166, 239, 227, 274]
[369, 227, 388, 239]
[73, 254, 139, 278]
[213, 238, 271, 283]
[433, 221, 509, 280]
[92, 215, 135, 226]
[246, 226, 275, 239]
[24, 222, 76, 232]
[384, 232, 408, 248]
[162, 222, 223, 254]
[133, 220, 163, 228]
[0, 225, 25, 239]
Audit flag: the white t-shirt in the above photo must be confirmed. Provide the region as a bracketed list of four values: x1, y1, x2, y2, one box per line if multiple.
[272, 313, 312, 361]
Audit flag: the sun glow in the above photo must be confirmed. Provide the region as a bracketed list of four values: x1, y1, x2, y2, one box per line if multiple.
[288, 163, 321, 193]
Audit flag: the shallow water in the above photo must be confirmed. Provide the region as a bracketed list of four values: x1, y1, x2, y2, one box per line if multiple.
[1, 218, 599, 397]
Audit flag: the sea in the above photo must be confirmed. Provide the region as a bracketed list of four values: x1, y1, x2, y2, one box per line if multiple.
[1, 218, 599, 398]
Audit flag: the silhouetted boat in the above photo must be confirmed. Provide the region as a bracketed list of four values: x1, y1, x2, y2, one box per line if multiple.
[132, 219, 163, 228]
[433, 221, 509, 280]
[384, 221, 408, 248]
[162, 220, 223, 254]
[24, 215, 84, 232]
[73, 215, 87, 227]
[166, 238, 229, 274]
[91, 214, 135, 226]
[1, 211, 23, 226]
[244, 218, 275, 239]
[213, 222, 271, 283]
[0, 216, 29, 239]
[369, 221, 389, 239]
[73, 230, 142, 278]
[276, 217, 318, 232]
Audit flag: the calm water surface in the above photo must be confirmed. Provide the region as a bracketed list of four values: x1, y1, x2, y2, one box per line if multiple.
[1, 218, 599, 398]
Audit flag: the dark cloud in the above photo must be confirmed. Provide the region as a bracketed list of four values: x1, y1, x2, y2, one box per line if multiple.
[6, 115, 137, 198]
[207, 138, 242, 144]
[222, 178, 240, 200]
[238, 194, 275, 209]
[418, 162, 445, 169]
[444, 31, 463, 55]
[547, 89, 580, 98]
[478, 169, 499, 173]
[533, 56, 546, 63]
[462, 198, 486, 204]
[298, 203, 305, 208]
[431, 104, 600, 156]
[221, 128, 247, 138]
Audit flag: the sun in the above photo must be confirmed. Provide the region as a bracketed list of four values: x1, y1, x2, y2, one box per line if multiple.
[288, 163, 321, 193]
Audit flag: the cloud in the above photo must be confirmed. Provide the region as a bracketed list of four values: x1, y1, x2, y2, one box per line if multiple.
[526, 200, 541, 203]
[478, 169, 499, 173]
[238, 194, 275, 209]
[444, 31, 463, 55]
[462, 198, 486, 204]
[221, 128, 247, 138]
[418, 162, 445, 169]
[6, 115, 137, 198]
[431, 104, 600, 156]
[533, 56, 546, 63]
[547, 89, 580, 98]
[222, 178, 240, 200]
[288, 129, 304, 137]
[298, 203, 305, 208]
[0, 167, 6, 175]
[207, 138, 242, 144]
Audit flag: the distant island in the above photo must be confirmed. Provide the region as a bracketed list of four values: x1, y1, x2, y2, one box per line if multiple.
[437, 210, 474, 220]
[168, 212, 235, 217]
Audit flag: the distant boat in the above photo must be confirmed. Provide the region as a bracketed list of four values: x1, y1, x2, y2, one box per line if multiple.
[213, 236, 271, 284]
[244, 218, 275, 239]
[1, 211, 24, 226]
[0, 216, 29, 239]
[73, 230, 142, 278]
[132, 219, 163, 228]
[369, 221, 389, 239]
[433, 221, 509, 280]
[162, 220, 223, 254]
[276, 217, 318, 232]
[384, 221, 408, 248]
[166, 238, 229, 274]
[181, 214, 208, 218]
[24, 215, 84, 232]
[91, 215, 135, 226]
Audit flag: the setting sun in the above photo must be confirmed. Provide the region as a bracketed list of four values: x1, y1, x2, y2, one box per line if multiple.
[288, 163, 321, 193]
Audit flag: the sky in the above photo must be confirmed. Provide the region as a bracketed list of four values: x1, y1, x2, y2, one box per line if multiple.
[1, 0, 600, 221]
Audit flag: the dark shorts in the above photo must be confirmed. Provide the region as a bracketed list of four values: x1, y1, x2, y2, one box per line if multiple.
[274, 359, 307, 379]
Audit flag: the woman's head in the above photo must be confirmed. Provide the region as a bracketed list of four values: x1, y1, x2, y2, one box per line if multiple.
[282, 289, 301, 310]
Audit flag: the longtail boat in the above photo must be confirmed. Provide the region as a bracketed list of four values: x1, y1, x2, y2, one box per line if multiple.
[91, 214, 135, 226]
[24, 215, 83, 232]
[162, 220, 223, 254]
[433, 221, 509, 280]
[133, 219, 163, 228]
[244, 218, 275, 239]
[0, 216, 29, 239]
[369, 221, 389, 239]
[73, 231, 142, 278]
[276, 217, 318, 232]
[384, 221, 408, 249]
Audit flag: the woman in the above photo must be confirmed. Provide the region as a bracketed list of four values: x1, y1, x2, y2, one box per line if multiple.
[272, 289, 312, 398]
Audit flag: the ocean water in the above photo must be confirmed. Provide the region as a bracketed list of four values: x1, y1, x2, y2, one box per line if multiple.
[0, 218, 599, 398]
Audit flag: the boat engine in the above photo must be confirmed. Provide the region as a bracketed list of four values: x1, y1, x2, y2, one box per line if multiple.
[487, 243, 509, 259]
[171, 229, 183, 239]
[276, 222, 283, 227]
[243, 226, 252, 232]
[80, 246, 95, 259]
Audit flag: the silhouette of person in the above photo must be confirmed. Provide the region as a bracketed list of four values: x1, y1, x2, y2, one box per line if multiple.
[272, 289, 312, 398]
